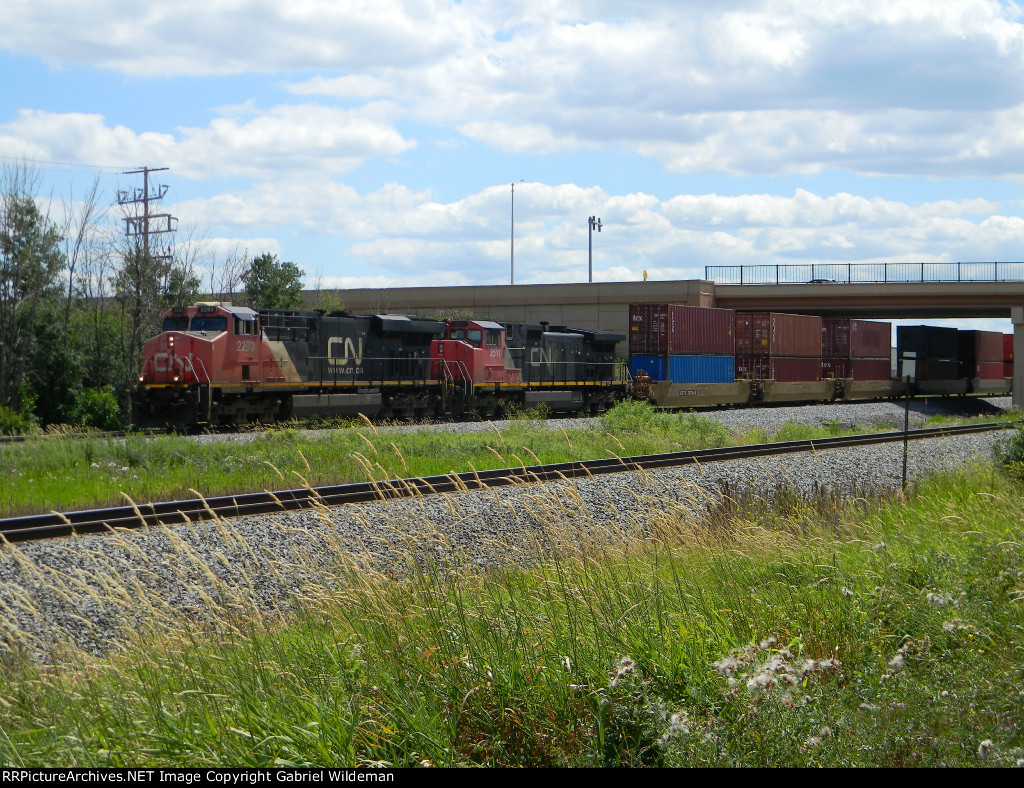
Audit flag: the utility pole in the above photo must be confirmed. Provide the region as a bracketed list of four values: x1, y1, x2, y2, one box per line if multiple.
[118, 166, 177, 261]
[510, 180, 523, 285]
[588, 215, 602, 283]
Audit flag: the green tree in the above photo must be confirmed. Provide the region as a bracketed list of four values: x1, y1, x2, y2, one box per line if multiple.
[0, 165, 64, 413]
[114, 241, 201, 407]
[242, 253, 305, 309]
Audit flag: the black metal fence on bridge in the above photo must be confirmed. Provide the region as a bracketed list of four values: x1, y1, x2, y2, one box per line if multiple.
[705, 262, 1024, 285]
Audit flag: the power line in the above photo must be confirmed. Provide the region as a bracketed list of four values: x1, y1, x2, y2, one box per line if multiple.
[118, 166, 177, 262]
[0, 153, 136, 174]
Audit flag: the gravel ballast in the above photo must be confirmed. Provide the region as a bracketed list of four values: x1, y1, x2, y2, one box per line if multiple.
[0, 424, 1009, 663]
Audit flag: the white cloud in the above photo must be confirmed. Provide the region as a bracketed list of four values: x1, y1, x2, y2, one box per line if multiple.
[6, 2, 1024, 177]
[170, 179, 1024, 284]
[0, 104, 415, 179]
[0, 0, 475, 76]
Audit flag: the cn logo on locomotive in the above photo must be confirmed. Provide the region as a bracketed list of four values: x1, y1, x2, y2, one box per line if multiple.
[153, 352, 194, 373]
[327, 336, 364, 368]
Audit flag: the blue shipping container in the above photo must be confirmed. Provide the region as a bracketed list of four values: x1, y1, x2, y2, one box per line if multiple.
[631, 354, 734, 383]
[668, 355, 734, 383]
[630, 354, 667, 380]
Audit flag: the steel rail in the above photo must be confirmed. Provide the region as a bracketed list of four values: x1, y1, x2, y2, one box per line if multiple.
[1, 421, 1012, 543]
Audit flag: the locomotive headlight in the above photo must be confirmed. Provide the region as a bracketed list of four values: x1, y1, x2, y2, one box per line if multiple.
[173, 375, 180, 382]
[138, 375, 145, 383]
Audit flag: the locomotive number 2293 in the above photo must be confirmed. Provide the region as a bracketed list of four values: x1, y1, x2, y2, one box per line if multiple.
[236, 340, 256, 353]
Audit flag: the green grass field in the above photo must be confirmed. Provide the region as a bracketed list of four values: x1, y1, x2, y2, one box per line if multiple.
[0, 443, 1021, 766]
[0, 402, 893, 517]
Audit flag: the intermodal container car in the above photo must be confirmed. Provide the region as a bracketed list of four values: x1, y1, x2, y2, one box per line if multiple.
[911, 358, 961, 380]
[896, 325, 958, 361]
[629, 354, 667, 381]
[630, 354, 735, 383]
[957, 330, 1003, 363]
[666, 355, 734, 384]
[821, 319, 892, 359]
[971, 361, 1006, 380]
[821, 358, 891, 380]
[735, 354, 821, 382]
[736, 312, 821, 358]
[628, 304, 735, 355]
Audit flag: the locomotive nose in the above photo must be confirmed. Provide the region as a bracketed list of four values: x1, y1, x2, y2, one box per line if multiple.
[141, 333, 196, 384]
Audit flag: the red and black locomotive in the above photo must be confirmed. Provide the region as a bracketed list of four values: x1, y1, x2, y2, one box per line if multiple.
[133, 303, 629, 429]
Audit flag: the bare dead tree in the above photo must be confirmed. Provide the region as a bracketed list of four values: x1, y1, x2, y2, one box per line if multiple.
[309, 264, 345, 313]
[207, 241, 248, 303]
[59, 173, 104, 332]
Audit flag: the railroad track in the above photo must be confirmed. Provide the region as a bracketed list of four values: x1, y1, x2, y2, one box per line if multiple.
[1, 422, 1012, 544]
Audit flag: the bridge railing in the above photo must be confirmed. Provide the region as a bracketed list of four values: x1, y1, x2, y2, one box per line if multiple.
[705, 262, 1024, 285]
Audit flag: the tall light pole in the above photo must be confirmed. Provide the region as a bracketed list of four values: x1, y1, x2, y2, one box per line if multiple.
[588, 215, 602, 283]
[510, 180, 524, 285]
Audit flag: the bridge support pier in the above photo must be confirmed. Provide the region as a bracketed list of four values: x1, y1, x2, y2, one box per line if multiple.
[1013, 307, 1024, 410]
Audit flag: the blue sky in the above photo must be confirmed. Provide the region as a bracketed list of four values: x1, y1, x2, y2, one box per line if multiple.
[2, 1, 1024, 332]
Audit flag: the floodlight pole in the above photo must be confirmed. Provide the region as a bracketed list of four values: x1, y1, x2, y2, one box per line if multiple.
[511, 180, 523, 285]
[588, 215, 602, 283]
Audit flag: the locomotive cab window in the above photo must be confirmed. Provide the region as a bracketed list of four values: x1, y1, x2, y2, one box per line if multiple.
[449, 328, 483, 346]
[189, 316, 227, 333]
[162, 316, 189, 332]
[234, 317, 256, 336]
[485, 330, 500, 347]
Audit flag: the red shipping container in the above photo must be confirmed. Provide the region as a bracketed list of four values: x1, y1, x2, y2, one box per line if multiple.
[821, 358, 848, 379]
[821, 357, 891, 380]
[957, 330, 1003, 362]
[628, 304, 734, 355]
[736, 354, 820, 381]
[821, 319, 891, 359]
[973, 361, 1005, 380]
[851, 358, 892, 380]
[1004, 334, 1014, 363]
[1005, 361, 1014, 378]
[736, 312, 821, 357]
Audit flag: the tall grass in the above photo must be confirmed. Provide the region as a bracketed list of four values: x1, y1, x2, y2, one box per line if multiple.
[1, 402, 890, 517]
[0, 451, 1021, 767]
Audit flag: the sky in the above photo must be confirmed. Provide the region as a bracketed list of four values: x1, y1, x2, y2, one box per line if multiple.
[2, 0, 1024, 332]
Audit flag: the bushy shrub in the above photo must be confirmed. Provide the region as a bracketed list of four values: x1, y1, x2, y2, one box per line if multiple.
[0, 405, 35, 435]
[74, 387, 124, 431]
[677, 412, 730, 447]
[994, 425, 1024, 477]
[602, 399, 664, 433]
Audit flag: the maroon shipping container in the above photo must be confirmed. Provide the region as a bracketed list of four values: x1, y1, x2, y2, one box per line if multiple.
[973, 361, 1005, 380]
[821, 358, 891, 380]
[821, 319, 891, 359]
[736, 354, 821, 382]
[1005, 361, 1014, 378]
[821, 358, 848, 379]
[957, 330, 1003, 363]
[628, 304, 734, 355]
[1004, 333, 1014, 363]
[735, 312, 821, 358]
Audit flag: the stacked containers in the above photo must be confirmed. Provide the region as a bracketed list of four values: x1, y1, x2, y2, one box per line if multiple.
[957, 330, 1004, 380]
[820, 318, 892, 380]
[895, 325, 959, 380]
[735, 312, 821, 381]
[628, 304, 735, 383]
[1005, 334, 1014, 379]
